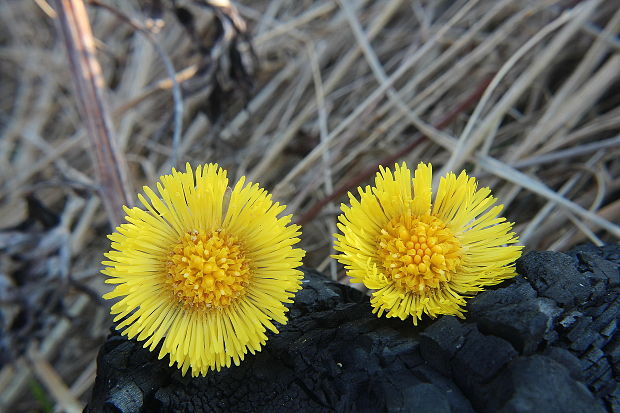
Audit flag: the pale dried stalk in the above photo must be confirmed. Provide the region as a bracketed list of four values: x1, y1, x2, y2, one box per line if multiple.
[307, 39, 338, 279]
[53, 0, 131, 227]
[544, 55, 620, 144]
[520, 151, 606, 244]
[514, 135, 620, 169]
[273, 0, 481, 195]
[522, 7, 620, 155]
[441, 0, 600, 177]
[28, 349, 84, 413]
[477, 155, 620, 238]
[332, 0, 528, 173]
[0, 296, 89, 408]
[250, 0, 391, 183]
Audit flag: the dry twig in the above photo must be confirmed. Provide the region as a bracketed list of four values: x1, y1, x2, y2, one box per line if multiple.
[53, 0, 131, 226]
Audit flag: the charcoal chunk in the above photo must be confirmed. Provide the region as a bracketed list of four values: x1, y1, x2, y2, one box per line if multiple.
[516, 251, 591, 306]
[411, 365, 476, 413]
[543, 347, 585, 381]
[88, 245, 620, 412]
[87, 269, 465, 413]
[420, 318, 518, 408]
[608, 383, 620, 413]
[487, 355, 606, 413]
[570, 246, 620, 287]
[419, 316, 468, 376]
[398, 383, 451, 413]
[468, 280, 561, 354]
[105, 382, 143, 413]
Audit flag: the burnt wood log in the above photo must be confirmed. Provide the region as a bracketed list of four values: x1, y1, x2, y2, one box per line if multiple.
[87, 244, 620, 413]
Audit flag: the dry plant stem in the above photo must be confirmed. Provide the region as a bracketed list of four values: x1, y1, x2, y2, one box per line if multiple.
[68, 359, 97, 400]
[514, 135, 620, 169]
[28, 349, 84, 413]
[567, 212, 605, 246]
[309, 41, 337, 280]
[476, 155, 620, 238]
[222, 61, 298, 143]
[5, 0, 620, 410]
[250, 0, 392, 183]
[53, 0, 130, 227]
[254, 2, 336, 46]
[583, 21, 620, 50]
[274, 0, 481, 196]
[521, 7, 620, 157]
[296, 74, 493, 226]
[235, 84, 294, 179]
[454, 6, 576, 164]
[566, 197, 620, 247]
[340, 0, 457, 152]
[538, 108, 620, 154]
[35, 0, 57, 18]
[520, 151, 605, 245]
[0, 296, 89, 409]
[531, 12, 614, 152]
[543, 54, 620, 143]
[545, 168, 614, 251]
[87, 0, 184, 168]
[5, 59, 195, 197]
[112, 65, 197, 118]
[256, 1, 281, 34]
[9, 134, 82, 196]
[332, 0, 526, 175]
[521, 155, 615, 248]
[441, 0, 600, 177]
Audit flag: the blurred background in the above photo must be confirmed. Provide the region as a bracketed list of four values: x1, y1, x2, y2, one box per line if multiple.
[1, 0, 619, 411]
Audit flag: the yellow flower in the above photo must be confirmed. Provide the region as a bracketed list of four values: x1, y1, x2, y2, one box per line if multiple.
[102, 163, 305, 376]
[333, 162, 522, 325]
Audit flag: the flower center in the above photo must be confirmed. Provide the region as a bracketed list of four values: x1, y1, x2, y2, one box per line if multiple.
[377, 215, 461, 292]
[165, 229, 251, 309]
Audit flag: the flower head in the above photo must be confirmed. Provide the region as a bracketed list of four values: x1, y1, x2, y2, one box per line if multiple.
[102, 164, 304, 376]
[333, 162, 521, 324]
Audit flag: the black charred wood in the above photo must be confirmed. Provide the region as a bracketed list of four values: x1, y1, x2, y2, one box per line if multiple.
[86, 244, 620, 413]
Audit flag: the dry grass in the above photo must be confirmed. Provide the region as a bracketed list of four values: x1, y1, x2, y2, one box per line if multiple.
[1, 0, 620, 411]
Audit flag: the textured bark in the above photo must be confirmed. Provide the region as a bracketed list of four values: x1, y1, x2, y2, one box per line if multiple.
[87, 244, 620, 413]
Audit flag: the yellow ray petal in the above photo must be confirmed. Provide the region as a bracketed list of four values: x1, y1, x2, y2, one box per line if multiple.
[102, 163, 305, 376]
[334, 161, 521, 325]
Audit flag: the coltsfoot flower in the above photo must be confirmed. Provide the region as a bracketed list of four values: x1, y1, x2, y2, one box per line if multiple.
[102, 164, 305, 376]
[333, 162, 522, 324]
